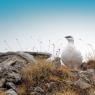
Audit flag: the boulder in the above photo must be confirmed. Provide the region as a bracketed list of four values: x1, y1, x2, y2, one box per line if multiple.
[0, 52, 36, 66]
[10, 61, 25, 71]
[0, 55, 26, 66]
[0, 65, 21, 84]
[6, 72, 21, 83]
[78, 69, 95, 85]
[17, 52, 36, 64]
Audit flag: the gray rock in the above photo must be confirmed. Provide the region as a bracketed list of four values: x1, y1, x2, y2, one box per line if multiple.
[0, 65, 21, 83]
[78, 71, 92, 83]
[73, 69, 95, 90]
[87, 69, 95, 85]
[0, 63, 21, 77]
[11, 61, 25, 71]
[0, 58, 16, 66]
[0, 51, 36, 67]
[6, 89, 17, 95]
[34, 86, 44, 95]
[17, 52, 36, 64]
[45, 82, 58, 92]
[78, 70, 95, 85]
[6, 72, 21, 83]
[30, 92, 41, 95]
[0, 55, 26, 66]
[5, 82, 16, 91]
[0, 78, 5, 87]
[74, 78, 91, 89]
[26, 52, 51, 59]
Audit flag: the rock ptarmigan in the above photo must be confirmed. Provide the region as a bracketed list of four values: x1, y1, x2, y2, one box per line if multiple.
[61, 36, 82, 70]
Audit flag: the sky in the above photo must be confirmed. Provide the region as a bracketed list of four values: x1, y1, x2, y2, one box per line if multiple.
[0, 0, 95, 60]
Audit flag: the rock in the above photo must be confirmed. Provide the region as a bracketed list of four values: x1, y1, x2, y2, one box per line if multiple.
[5, 89, 17, 95]
[34, 86, 44, 95]
[5, 82, 16, 91]
[0, 78, 5, 87]
[0, 63, 22, 78]
[0, 65, 21, 83]
[78, 71, 92, 83]
[73, 69, 95, 90]
[0, 51, 36, 66]
[0, 64, 7, 77]
[0, 58, 16, 66]
[6, 72, 21, 83]
[74, 78, 91, 89]
[78, 69, 95, 85]
[5, 65, 19, 74]
[86, 69, 95, 85]
[87, 69, 95, 74]
[26, 52, 51, 59]
[17, 52, 36, 64]
[11, 61, 25, 71]
[45, 82, 58, 92]
[0, 55, 26, 66]
[30, 92, 41, 95]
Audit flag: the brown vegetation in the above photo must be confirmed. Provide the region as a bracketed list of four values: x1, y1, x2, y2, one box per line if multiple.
[0, 90, 6, 95]
[54, 89, 79, 95]
[4, 58, 94, 95]
[20, 59, 80, 95]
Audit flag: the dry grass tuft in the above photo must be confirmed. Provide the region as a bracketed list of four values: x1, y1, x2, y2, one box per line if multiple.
[86, 60, 95, 69]
[21, 59, 81, 94]
[54, 89, 79, 95]
[58, 65, 73, 73]
[21, 59, 75, 86]
[21, 59, 53, 88]
[82, 59, 95, 70]
[55, 65, 78, 81]
[16, 83, 27, 95]
[0, 90, 6, 95]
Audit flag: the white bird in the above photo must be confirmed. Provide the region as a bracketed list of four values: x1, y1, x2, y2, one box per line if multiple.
[61, 36, 82, 70]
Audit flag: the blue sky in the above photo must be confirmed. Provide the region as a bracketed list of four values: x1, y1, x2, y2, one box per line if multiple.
[0, 0, 95, 59]
[0, 0, 95, 19]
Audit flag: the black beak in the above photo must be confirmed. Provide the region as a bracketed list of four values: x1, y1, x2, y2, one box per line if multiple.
[64, 36, 72, 39]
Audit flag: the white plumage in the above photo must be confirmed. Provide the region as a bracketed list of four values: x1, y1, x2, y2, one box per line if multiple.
[61, 36, 82, 70]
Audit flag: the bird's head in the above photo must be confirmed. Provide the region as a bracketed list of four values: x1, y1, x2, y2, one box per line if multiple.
[65, 35, 74, 44]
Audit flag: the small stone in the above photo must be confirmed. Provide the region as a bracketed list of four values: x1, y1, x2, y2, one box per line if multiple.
[34, 86, 44, 94]
[5, 82, 16, 91]
[30, 92, 41, 95]
[6, 89, 17, 95]
[0, 78, 5, 87]
[45, 82, 57, 92]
